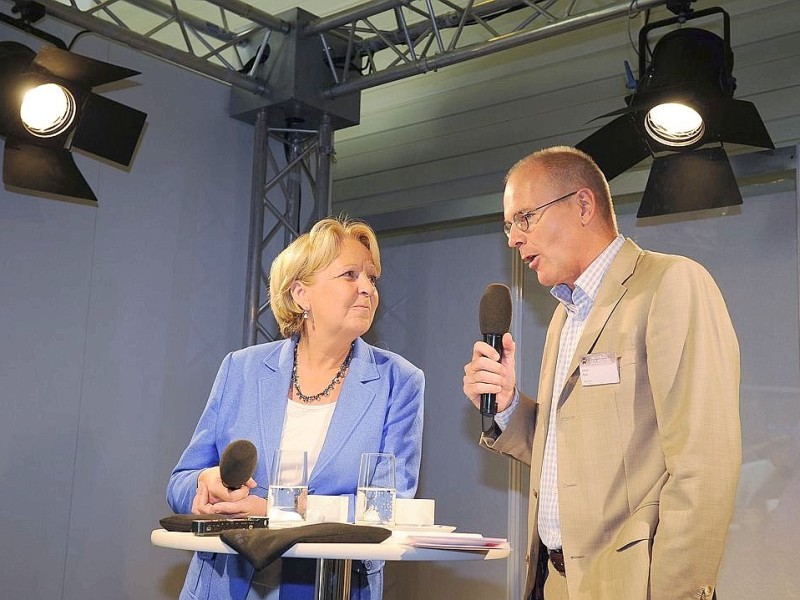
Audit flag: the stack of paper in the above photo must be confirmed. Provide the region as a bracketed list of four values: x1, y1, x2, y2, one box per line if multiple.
[393, 531, 509, 550]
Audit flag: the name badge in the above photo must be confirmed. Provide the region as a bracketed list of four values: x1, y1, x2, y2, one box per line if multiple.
[579, 352, 620, 386]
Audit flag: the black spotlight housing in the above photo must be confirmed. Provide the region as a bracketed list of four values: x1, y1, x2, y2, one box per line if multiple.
[576, 6, 774, 218]
[0, 41, 147, 203]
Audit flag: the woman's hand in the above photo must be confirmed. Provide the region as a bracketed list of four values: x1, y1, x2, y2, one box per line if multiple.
[191, 480, 268, 516]
[191, 466, 257, 515]
[204, 491, 269, 517]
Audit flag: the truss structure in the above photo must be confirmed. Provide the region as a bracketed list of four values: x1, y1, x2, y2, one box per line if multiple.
[243, 111, 334, 346]
[0, 0, 668, 97]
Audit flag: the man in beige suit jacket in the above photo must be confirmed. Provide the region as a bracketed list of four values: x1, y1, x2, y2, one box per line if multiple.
[463, 147, 740, 600]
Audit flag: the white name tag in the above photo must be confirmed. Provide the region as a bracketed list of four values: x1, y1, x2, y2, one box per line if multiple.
[579, 352, 620, 386]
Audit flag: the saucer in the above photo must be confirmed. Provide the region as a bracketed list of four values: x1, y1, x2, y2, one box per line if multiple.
[391, 524, 457, 533]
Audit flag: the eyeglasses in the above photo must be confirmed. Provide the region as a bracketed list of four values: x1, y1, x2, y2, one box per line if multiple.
[503, 190, 579, 237]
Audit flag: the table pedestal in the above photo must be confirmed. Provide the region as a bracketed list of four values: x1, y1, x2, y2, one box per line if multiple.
[315, 558, 352, 600]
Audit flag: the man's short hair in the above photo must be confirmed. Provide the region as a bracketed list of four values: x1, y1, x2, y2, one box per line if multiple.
[506, 146, 617, 231]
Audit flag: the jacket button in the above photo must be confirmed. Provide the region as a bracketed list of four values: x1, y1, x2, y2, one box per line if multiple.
[525, 554, 530, 564]
[532, 490, 538, 499]
[364, 561, 373, 570]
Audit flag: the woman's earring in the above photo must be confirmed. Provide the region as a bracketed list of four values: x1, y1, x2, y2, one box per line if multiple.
[302, 309, 309, 320]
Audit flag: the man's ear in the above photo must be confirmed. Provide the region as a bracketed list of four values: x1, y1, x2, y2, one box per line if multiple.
[577, 189, 597, 226]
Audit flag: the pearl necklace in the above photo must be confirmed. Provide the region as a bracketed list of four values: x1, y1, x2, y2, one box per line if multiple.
[291, 341, 354, 403]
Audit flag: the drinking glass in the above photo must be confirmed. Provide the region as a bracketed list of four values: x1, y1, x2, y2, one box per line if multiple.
[268, 449, 308, 522]
[355, 452, 396, 526]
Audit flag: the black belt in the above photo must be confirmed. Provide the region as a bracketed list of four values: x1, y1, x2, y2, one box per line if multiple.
[548, 548, 565, 574]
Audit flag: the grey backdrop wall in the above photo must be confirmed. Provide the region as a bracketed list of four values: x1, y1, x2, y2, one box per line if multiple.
[365, 222, 516, 598]
[0, 25, 253, 600]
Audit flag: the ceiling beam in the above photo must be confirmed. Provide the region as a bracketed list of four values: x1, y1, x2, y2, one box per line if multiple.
[0, 0, 675, 97]
[3, 0, 269, 94]
[326, 0, 668, 96]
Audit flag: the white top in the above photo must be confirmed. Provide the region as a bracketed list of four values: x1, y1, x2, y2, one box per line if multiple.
[248, 398, 337, 600]
[279, 398, 337, 476]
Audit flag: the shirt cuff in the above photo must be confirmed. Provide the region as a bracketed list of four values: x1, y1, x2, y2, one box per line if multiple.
[493, 388, 520, 431]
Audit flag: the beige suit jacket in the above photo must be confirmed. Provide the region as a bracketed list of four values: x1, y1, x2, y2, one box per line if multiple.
[484, 239, 741, 600]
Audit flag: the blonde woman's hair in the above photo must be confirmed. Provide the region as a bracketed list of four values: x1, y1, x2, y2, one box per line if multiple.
[269, 216, 381, 338]
[506, 145, 618, 232]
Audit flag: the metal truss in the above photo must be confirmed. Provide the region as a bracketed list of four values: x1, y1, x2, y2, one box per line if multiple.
[1, 0, 668, 97]
[242, 111, 334, 346]
[313, 0, 667, 97]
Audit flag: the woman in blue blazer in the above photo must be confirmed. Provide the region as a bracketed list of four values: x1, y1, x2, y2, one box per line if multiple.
[167, 217, 424, 600]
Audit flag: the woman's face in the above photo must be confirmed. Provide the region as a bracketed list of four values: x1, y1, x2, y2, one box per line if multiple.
[298, 237, 379, 342]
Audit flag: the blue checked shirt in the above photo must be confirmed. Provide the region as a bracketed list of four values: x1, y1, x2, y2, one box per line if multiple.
[495, 235, 624, 550]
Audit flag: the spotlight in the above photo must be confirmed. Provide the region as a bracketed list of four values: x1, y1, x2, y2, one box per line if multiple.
[0, 41, 147, 203]
[576, 6, 774, 218]
[20, 82, 76, 137]
[644, 102, 704, 147]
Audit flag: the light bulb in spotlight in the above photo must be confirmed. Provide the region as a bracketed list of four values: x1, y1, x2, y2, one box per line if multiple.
[20, 83, 77, 138]
[644, 102, 705, 147]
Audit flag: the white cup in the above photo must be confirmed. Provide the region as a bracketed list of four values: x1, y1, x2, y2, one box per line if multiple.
[307, 495, 350, 523]
[395, 498, 435, 527]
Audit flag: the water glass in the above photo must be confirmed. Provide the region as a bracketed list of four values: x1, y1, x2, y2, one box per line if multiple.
[355, 452, 396, 526]
[268, 449, 308, 522]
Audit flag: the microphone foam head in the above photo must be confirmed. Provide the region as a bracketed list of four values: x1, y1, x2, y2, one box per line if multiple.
[220, 439, 258, 490]
[479, 283, 512, 334]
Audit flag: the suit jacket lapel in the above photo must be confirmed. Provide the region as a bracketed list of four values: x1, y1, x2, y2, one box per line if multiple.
[538, 309, 565, 418]
[559, 239, 642, 406]
[258, 339, 293, 473]
[311, 338, 379, 480]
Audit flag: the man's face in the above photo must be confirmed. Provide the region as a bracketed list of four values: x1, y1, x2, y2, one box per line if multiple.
[503, 165, 585, 289]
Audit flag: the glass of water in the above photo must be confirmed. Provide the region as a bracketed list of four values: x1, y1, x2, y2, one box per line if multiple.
[355, 452, 396, 527]
[268, 449, 308, 522]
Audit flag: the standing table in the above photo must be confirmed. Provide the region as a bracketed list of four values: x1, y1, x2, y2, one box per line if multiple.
[151, 528, 510, 599]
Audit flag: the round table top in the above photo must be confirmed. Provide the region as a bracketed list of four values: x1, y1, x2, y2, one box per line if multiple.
[151, 528, 511, 562]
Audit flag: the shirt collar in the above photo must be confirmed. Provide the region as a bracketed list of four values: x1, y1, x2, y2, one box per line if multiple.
[550, 235, 625, 319]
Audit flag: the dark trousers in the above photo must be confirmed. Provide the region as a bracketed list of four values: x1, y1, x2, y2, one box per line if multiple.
[531, 541, 549, 600]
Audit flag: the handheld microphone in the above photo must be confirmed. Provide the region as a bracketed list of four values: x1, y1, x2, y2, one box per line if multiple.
[219, 439, 258, 491]
[478, 283, 513, 416]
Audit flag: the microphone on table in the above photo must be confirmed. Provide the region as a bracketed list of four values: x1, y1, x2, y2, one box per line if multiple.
[478, 283, 513, 417]
[220, 439, 258, 491]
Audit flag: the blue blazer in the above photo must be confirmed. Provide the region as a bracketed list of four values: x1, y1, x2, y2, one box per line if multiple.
[167, 336, 424, 600]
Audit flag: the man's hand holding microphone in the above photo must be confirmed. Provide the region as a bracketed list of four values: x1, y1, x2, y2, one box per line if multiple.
[463, 283, 517, 429]
[463, 331, 517, 414]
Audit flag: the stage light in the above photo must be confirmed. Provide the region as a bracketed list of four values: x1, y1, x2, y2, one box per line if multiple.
[576, 6, 774, 218]
[20, 82, 76, 137]
[644, 102, 704, 147]
[0, 41, 147, 203]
